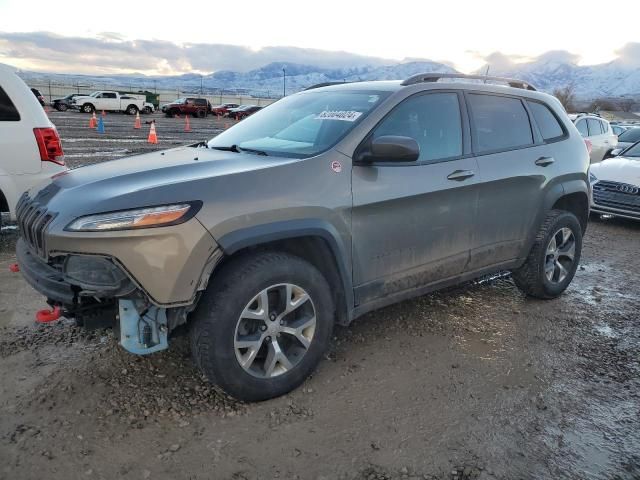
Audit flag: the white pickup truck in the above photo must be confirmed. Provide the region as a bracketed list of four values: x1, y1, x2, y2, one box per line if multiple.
[70, 91, 146, 115]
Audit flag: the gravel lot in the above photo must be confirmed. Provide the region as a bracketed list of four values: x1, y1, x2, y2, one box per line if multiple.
[1, 111, 639, 480]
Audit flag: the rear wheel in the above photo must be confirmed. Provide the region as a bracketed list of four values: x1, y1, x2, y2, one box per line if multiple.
[512, 210, 582, 299]
[196, 109, 206, 118]
[190, 252, 334, 402]
[143, 106, 152, 114]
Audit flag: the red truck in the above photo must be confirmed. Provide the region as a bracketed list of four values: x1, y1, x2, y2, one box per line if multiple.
[161, 97, 211, 117]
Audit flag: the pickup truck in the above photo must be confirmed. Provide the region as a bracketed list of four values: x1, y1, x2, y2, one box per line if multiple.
[70, 91, 145, 114]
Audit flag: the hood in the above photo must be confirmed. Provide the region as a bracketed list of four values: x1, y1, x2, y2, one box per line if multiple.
[35, 146, 297, 224]
[590, 156, 640, 186]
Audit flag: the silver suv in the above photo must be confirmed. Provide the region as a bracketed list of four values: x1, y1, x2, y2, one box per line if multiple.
[16, 73, 590, 401]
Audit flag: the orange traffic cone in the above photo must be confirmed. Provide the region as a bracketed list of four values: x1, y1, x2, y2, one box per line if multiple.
[184, 115, 191, 132]
[101, 110, 106, 117]
[134, 112, 141, 129]
[147, 121, 158, 144]
[89, 111, 97, 128]
[224, 122, 230, 130]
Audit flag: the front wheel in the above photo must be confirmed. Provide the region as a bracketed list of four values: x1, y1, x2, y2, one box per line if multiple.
[512, 209, 583, 299]
[126, 105, 138, 115]
[190, 252, 334, 402]
[143, 106, 152, 114]
[82, 103, 94, 113]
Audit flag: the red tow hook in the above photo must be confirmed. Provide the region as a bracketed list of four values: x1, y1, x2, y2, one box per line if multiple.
[9, 263, 19, 273]
[35, 306, 62, 324]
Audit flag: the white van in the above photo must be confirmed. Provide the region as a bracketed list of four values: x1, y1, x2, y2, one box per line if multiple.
[0, 63, 68, 224]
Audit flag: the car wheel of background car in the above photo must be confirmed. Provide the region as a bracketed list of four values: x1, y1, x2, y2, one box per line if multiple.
[190, 251, 334, 402]
[196, 109, 206, 119]
[126, 105, 138, 115]
[82, 103, 94, 113]
[57, 104, 68, 112]
[512, 209, 583, 299]
[143, 106, 152, 114]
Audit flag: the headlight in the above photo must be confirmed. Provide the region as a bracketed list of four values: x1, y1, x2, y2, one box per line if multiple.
[589, 171, 598, 184]
[65, 202, 201, 232]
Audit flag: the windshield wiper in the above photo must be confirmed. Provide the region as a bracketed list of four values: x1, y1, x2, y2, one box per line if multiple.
[210, 145, 268, 156]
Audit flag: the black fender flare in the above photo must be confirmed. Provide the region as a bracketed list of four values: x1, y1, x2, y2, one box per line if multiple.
[216, 219, 354, 323]
[522, 179, 589, 260]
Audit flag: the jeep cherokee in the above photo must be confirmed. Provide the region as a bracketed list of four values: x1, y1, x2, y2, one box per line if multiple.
[15, 73, 590, 401]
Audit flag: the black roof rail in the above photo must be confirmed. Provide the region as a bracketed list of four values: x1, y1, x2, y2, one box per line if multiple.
[401, 73, 537, 91]
[304, 81, 351, 90]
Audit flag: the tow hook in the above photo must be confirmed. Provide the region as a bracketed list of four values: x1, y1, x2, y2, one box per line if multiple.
[35, 305, 62, 323]
[9, 263, 19, 273]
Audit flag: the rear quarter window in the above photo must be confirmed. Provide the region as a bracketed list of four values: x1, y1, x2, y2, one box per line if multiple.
[0, 86, 20, 121]
[527, 101, 565, 141]
[468, 94, 533, 153]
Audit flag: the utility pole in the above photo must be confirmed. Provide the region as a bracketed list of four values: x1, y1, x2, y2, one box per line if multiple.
[200, 75, 203, 95]
[282, 67, 286, 97]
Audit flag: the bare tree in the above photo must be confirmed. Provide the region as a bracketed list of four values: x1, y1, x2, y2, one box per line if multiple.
[553, 84, 576, 112]
[586, 98, 617, 113]
[618, 98, 634, 112]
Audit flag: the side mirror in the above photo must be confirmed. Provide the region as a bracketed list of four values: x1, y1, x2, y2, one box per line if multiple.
[605, 148, 622, 159]
[358, 135, 420, 163]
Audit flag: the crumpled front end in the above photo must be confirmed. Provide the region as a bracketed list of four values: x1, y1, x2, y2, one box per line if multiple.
[14, 192, 222, 355]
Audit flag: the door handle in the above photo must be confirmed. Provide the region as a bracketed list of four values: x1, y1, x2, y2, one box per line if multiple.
[535, 156, 555, 167]
[447, 170, 475, 181]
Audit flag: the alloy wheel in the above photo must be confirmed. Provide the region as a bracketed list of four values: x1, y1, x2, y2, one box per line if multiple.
[234, 283, 316, 378]
[545, 227, 576, 284]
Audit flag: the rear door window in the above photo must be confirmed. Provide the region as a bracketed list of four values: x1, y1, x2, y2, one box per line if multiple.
[468, 94, 533, 153]
[0, 86, 20, 121]
[575, 120, 588, 137]
[527, 101, 564, 141]
[587, 118, 602, 136]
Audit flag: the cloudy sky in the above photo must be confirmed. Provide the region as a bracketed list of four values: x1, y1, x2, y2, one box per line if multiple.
[1, 0, 639, 75]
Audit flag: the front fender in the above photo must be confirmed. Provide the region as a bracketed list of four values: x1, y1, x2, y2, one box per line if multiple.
[216, 218, 355, 322]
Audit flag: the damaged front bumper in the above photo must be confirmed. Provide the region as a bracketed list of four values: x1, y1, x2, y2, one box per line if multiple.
[16, 238, 216, 355]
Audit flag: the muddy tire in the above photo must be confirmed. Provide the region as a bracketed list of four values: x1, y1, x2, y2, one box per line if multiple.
[512, 209, 582, 299]
[190, 251, 334, 402]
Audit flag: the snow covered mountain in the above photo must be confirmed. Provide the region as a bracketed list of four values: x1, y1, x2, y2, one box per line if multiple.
[16, 56, 640, 99]
[475, 53, 640, 99]
[17, 61, 457, 97]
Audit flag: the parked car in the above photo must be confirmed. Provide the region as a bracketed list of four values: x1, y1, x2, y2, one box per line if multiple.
[120, 95, 154, 114]
[161, 97, 211, 118]
[30, 88, 45, 107]
[70, 91, 145, 114]
[612, 126, 640, 152]
[0, 63, 67, 226]
[590, 140, 640, 220]
[211, 103, 240, 116]
[570, 113, 617, 163]
[611, 124, 629, 136]
[228, 105, 262, 120]
[15, 73, 589, 402]
[51, 93, 86, 111]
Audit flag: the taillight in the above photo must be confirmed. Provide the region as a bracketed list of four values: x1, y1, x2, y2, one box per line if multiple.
[584, 139, 593, 154]
[33, 127, 65, 166]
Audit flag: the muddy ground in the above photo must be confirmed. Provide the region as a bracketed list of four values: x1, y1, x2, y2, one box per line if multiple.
[1, 111, 639, 480]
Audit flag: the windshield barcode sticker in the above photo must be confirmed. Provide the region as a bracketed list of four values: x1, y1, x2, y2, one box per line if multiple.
[315, 110, 363, 122]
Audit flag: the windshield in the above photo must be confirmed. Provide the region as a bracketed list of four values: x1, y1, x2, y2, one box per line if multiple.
[618, 128, 640, 142]
[173, 98, 187, 104]
[622, 142, 640, 157]
[207, 90, 389, 158]
[90, 92, 99, 97]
